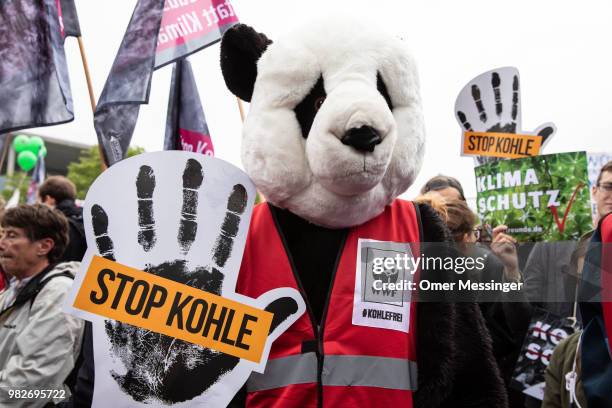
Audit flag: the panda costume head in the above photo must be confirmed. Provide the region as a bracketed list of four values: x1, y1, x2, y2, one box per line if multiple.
[221, 18, 425, 228]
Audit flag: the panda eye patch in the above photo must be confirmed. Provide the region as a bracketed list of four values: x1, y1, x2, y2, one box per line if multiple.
[294, 76, 326, 139]
[314, 96, 326, 111]
[377, 73, 393, 110]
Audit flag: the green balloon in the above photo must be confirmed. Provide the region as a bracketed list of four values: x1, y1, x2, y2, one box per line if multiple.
[24, 136, 45, 155]
[17, 151, 37, 172]
[40, 145, 47, 157]
[12, 135, 30, 153]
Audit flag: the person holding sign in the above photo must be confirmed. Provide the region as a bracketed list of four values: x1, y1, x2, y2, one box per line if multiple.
[219, 20, 507, 408]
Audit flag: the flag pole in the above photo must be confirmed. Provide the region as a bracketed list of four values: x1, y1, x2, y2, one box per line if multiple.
[234, 97, 263, 201]
[0, 133, 12, 175]
[77, 37, 96, 112]
[236, 97, 245, 123]
[76, 36, 108, 171]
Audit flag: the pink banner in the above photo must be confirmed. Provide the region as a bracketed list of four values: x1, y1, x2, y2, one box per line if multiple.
[179, 128, 214, 156]
[156, 0, 238, 52]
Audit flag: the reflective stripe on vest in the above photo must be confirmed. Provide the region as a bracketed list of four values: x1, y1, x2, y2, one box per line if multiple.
[247, 353, 318, 392]
[248, 353, 418, 392]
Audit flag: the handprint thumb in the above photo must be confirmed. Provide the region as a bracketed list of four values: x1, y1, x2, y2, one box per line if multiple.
[533, 122, 556, 146]
[255, 288, 305, 339]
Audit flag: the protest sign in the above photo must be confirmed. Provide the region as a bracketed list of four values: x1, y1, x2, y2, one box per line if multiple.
[511, 308, 578, 400]
[463, 131, 542, 159]
[65, 151, 305, 407]
[74, 256, 272, 362]
[455, 67, 555, 164]
[475, 151, 592, 241]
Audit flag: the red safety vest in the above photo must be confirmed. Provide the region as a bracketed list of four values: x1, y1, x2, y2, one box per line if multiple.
[237, 200, 421, 408]
[601, 215, 612, 352]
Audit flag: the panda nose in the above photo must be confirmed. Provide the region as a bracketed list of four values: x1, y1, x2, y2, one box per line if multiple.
[340, 126, 382, 153]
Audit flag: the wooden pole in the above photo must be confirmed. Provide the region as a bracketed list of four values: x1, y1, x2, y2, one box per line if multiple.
[236, 97, 246, 123]
[234, 97, 263, 201]
[77, 37, 96, 112]
[76, 36, 107, 171]
[0, 133, 12, 175]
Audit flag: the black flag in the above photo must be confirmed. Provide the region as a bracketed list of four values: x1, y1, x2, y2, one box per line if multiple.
[0, 0, 74, 134]
[164, 58, 214, 156]
[93, 0, 165, 166]
[94, 0, 238, 166]
[58, 0, 81, 38]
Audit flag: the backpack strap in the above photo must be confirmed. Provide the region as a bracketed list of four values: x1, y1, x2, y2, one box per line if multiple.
[7, 265, 74, 311]
[29, 271, 75, 306]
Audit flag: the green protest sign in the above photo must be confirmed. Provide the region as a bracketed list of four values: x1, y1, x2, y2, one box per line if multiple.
[474, 152, 592, 241]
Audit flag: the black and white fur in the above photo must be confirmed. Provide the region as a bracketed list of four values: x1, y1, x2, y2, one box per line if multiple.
[222, 18, 424, 228]
[221, 20, 508, 408]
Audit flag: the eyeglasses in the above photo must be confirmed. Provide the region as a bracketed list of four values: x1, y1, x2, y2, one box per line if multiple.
[597, 183, 612, 193]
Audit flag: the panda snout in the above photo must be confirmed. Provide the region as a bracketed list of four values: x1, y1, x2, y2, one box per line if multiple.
[340, 126, 382, 153]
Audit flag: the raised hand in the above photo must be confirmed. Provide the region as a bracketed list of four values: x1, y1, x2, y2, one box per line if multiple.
[455, 67, 556, 165]
[83, 152, 304, 406]
[489, 225, 521, 282]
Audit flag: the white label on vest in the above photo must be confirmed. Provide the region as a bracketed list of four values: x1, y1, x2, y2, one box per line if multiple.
[352, 239, 414, 333]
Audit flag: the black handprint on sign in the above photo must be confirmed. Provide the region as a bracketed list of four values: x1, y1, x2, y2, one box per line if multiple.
[90, 158, 299, 404]
[456, 69, 556, 165]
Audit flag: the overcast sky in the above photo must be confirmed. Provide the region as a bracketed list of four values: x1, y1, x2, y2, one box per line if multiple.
[33, 0, 612, 200]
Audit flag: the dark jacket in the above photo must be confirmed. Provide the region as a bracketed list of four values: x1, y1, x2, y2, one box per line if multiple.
[56, 199, 87, 262]
[542, 331, 586, 408]
[523, 241, 578, 318]
[463, 243, 532, 407]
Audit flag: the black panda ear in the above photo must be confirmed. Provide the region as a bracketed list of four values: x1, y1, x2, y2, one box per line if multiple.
[220, 24, 272, 102]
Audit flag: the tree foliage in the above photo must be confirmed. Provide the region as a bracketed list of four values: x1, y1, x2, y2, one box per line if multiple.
[67, 146, 145, 200]
[1, 172, 31, 203]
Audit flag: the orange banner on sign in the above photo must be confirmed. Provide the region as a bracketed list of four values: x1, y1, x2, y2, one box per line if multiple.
[463, 131, 542, 159]
[73, 256, 272, 363]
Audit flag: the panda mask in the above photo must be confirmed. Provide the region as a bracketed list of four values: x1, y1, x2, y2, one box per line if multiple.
[221, 18, 425, 228]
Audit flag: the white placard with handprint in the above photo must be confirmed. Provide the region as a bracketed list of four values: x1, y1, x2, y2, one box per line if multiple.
[455, 66, 556, 165]
[64, 151, 305, 407]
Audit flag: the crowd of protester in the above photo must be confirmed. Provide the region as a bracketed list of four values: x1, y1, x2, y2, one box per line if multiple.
[416, 161, 612, 407]
[0, 163, 611, 407]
